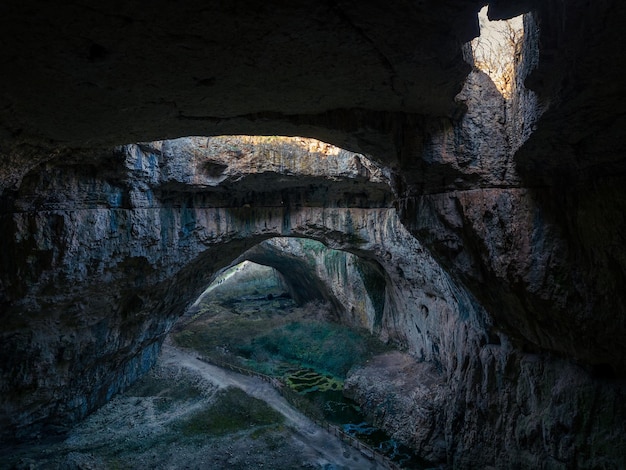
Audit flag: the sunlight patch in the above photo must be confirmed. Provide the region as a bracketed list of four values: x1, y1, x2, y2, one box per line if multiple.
[470, 7, 524, 98]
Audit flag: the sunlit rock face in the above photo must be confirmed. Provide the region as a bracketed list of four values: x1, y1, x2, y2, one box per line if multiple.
[138, 136, 391, 206]
[395, 7, 626, 377]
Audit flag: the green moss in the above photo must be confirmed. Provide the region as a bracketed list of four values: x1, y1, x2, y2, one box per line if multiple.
[176, 387, 283, 437]
[285, 369, 343, 393]
[250, 320, 381, 377]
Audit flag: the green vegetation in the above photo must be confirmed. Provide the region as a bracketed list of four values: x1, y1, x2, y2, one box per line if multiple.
[244, 320, 376, 377]
[284, 368, 343, 394]
[176, 387, 283, 437]
[174, 301, 291, 356]
[171, 272, 394, 453]
[174, 292, 390, 380]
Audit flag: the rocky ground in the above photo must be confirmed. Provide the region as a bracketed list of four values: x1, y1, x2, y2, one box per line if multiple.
[1, 263, 438, 470]
[2, 343, 388, 470]
[345, 352, 447, 463]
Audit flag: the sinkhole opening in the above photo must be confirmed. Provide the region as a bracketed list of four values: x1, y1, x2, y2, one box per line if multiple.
[470, 6, 524, 98]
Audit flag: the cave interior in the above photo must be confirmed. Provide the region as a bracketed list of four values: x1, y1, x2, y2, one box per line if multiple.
[1, 0, 626, 468]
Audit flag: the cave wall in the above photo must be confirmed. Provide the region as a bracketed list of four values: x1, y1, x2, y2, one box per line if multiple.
[218, 196, 626, 467]
[0, 136, 515, 465]
[380, 4, 626, 465]
[241, 238, 389, 329]
[394, 4, 626, 377]
[2, 0, 626, 468]
[0, 0, 481, 166]
[254, 191, 626, 466]
[0, 138, 399, 440]
[2, 138, 491, 452]
[240, 226, 483, 361]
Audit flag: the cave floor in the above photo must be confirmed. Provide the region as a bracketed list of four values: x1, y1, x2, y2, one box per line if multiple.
[3, 296, 428, 469]
[3, 343, 384, 469]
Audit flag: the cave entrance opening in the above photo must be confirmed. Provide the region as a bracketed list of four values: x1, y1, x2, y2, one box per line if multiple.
[470, 6, 524, 98]
[171, 235, 389, 373]
[160, 132, 394, 381]
[167, 235, 424, 467]
[190, 260, 296, 315]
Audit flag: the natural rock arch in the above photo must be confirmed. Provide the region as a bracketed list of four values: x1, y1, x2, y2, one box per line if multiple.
[1, 141, 484, 444]
[233, 238, 389, 327]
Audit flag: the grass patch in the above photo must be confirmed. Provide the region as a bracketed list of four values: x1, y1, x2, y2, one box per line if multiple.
[174, 298, 390, 379]
[176, 387, 284, 437]
[172, 297, 392, 431]
[244, 320, 387, 377]
[173, 302, 290, 357]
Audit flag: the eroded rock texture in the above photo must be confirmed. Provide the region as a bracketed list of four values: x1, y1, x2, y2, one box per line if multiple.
[0, 138, 395, 439]
[2, 0, 626, 468]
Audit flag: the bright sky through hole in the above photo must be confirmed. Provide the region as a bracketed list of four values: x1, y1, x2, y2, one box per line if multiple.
[471, 7, 524, 98]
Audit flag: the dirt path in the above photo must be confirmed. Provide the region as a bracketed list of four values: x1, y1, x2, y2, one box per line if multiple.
[161, 343, 387, 469]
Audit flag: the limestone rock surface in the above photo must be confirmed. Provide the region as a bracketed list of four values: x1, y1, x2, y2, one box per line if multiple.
[2, 1, 626, 469]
